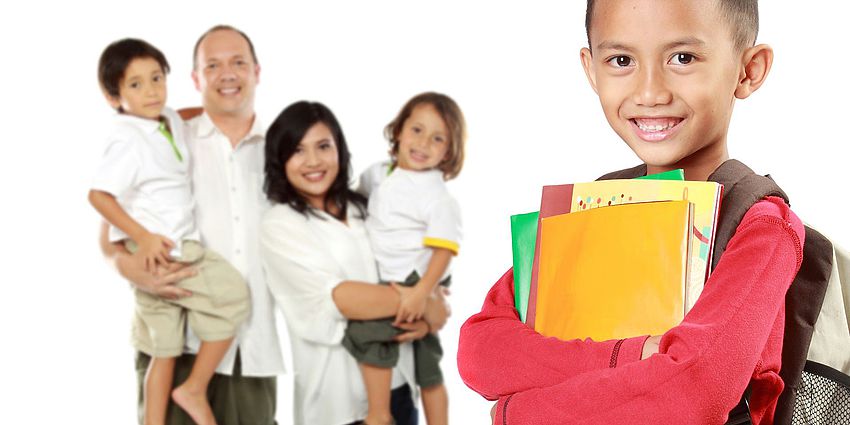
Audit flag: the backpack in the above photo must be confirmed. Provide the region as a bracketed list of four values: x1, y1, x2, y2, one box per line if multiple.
[599, 160, 850, 424]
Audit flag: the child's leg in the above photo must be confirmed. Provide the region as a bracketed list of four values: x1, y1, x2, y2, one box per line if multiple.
[171, 338, 232, 425]
[144, 356, 176, 425]
[414, 330, 446, 425]
[360, 363, 395, 425]
[421, 384, 448, 425]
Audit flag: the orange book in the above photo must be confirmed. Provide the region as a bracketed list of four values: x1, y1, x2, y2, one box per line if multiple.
[534, 200, 693, 342]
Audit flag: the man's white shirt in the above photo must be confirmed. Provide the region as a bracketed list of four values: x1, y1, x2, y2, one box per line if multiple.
[183, 112, 285, 377]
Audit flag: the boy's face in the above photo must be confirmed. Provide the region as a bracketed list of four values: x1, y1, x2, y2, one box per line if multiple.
[396, 103, 451, 172]
[193, 29, 260, 119]
[110, 57, 166, 120]
[581, 0, 747, 176]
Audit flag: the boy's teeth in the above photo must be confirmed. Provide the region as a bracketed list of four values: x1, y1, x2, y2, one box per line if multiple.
[635, 118, 679, 132]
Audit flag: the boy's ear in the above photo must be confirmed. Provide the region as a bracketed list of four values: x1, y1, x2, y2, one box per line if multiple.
[580, 48, 599, 94]
[101, 88, 121, 110]
[735, 44, 774, 99]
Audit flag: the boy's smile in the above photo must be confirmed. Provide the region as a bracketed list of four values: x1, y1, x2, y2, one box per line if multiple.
[580, 0, 770, 180]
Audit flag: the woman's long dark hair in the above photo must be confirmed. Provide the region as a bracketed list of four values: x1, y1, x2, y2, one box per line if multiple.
[264, 101, 366, 220]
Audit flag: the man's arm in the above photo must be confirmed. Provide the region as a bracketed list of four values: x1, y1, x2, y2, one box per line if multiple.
[98, 220, 194, 299]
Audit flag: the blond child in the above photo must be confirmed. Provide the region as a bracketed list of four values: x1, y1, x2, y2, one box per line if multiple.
[343, 92, 466, 425]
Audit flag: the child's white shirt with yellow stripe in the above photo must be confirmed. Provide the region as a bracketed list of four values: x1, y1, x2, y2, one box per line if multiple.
[359, 161, 462, 283]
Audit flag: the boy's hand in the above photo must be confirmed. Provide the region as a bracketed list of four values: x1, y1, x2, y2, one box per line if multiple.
[394, 285, 429, 324]
[136, 232, 175, 271]
[641, 335, 662, 360]
[393, 320, 429, 342]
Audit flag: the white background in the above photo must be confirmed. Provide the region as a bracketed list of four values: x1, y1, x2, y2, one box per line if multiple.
[2, 1, 848, 423]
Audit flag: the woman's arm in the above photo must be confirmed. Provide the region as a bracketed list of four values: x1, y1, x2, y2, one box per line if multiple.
[486, 198, 804, 424]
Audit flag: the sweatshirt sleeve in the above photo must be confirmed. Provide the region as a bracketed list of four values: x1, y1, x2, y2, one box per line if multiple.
[488, 197, 804, 425]
[457, 272, 650, 400]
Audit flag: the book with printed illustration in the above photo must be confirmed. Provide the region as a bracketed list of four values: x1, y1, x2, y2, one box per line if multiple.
[534, 200, 694, 341]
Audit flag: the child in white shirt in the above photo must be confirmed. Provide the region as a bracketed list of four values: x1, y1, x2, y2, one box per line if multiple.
[89, 38, 249, 425]
[343, 92, 466, 425]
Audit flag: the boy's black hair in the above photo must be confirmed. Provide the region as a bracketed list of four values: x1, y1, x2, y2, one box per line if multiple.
[98, 38, 170, 99]
[192, 25, 259, 70]
[264, 101, 367, 221]
[585, 0, 759, 52]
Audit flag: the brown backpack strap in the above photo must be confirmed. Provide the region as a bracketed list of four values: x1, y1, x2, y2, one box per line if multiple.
[706, 159, 833, 424]
[707, 160, 789, 271]
[773, 228, 833, 424]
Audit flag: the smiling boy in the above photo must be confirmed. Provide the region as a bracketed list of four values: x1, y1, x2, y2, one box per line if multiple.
[457, 1, 807, 423]
[90, 38, 250, 425]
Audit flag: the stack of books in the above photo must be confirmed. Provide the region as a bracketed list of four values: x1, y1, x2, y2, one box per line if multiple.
[511, 170, 723, 341]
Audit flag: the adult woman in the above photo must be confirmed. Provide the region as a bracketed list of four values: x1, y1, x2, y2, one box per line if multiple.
[260, 101, 447, 425]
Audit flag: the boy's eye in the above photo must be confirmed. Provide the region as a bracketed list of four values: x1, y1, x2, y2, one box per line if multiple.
[670, 53, 695, 65]
[608, 56, 633, 67]
[434, 136, 445, 143]
[129, 82, 140, 89]
[412, 127, 421, 134]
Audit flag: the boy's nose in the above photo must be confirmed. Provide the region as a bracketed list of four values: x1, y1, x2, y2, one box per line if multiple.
[633, 67, 673, 107]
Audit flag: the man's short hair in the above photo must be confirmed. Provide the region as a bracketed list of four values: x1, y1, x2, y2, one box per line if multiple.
[98, 38, 170, 98]
[585, 0, 759, 52]
[192, 25, 259, 70]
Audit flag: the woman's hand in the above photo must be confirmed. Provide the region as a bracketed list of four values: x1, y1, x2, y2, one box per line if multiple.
[393, 320, 429, 342]
[422, 286, 450, 333]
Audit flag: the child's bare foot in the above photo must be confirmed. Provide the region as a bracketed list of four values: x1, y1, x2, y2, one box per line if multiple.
[172, 384, 216, 425]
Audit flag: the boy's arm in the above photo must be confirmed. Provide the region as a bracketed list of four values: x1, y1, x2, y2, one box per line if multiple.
[98, 220, 193, 299]
[395, 247, 452, 324]
[457, 268, 650, 400]
[89, 189, 174, 269]
[486, 198, 804, 424]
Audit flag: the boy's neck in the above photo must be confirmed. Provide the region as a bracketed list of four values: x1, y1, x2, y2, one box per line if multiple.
[647, 142, 729, 182]
[207, 111, 256, 148]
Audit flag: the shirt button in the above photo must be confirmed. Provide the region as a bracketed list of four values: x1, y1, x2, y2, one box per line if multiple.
[231, 186, 237, 192]
[235, 249, 242, 255]
[234, 216, 240, 222]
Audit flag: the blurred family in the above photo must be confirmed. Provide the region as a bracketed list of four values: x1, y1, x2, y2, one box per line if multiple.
[92, 25, 461, 425]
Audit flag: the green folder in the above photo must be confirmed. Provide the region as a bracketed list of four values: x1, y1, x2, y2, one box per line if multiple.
[511, 169, 684, 321]
[511, 211, 539, 322]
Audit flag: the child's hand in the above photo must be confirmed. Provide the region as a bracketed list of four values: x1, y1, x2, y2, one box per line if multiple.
[136, 232, 175, 271]
[394, 285, 429, 324]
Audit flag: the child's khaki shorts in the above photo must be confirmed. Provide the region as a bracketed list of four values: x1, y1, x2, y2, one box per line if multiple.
[126, 240, 250, 358]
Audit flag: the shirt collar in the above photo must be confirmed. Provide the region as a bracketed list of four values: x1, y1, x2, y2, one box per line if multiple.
[114, 112, 162, 136]
[194, 111, 266, 145]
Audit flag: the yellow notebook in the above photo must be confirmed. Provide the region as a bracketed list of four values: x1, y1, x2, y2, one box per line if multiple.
[535, 200, 693, 342]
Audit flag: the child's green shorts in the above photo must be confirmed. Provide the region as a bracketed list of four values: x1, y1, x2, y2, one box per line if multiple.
[126, 240, 250, 358]
[341, 271, 450, 388]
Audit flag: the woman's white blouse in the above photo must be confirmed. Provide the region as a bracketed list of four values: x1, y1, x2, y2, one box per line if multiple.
[260, 203, 416, 425]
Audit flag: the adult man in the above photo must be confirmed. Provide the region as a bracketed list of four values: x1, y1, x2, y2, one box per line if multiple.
[102, 25, 283, 425]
